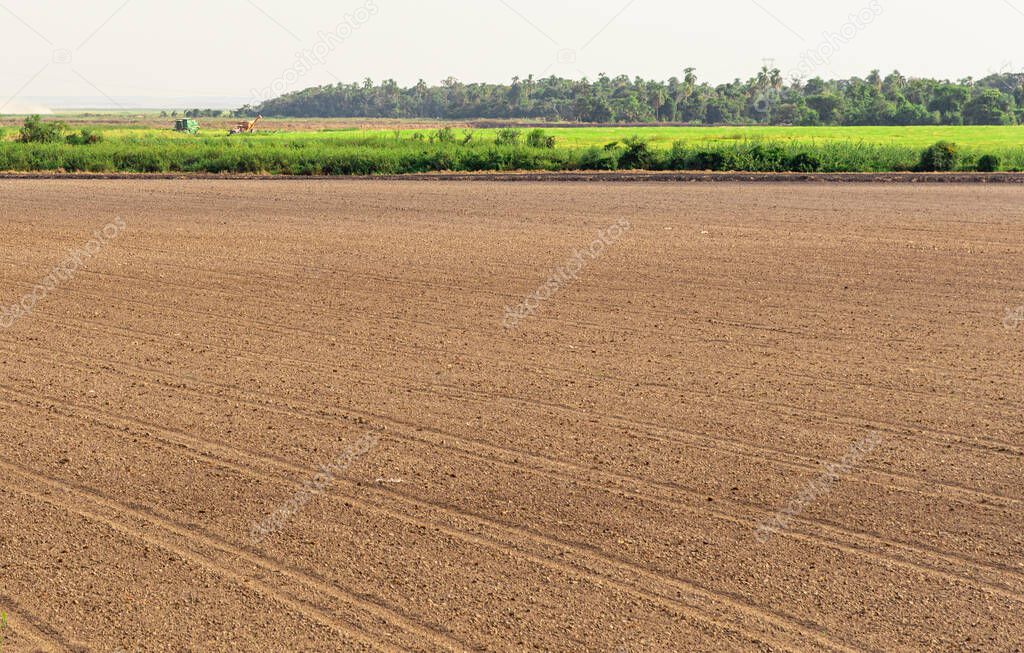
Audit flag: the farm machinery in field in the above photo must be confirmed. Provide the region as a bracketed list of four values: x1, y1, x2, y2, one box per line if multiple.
[229, 115, 262, 135]
[173, 118, 200, 134]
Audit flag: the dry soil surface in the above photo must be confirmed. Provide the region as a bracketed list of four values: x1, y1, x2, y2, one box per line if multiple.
[0, 180, 1022, 652]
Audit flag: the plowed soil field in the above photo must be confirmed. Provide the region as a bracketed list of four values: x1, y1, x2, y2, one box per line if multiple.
[1, 180, 1022, 652]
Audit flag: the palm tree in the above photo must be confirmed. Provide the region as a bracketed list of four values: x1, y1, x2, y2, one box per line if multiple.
[883, 70, 907, 95]
[683, 67, 698, 95]
[867, 69, 883, 92]
[756, 66, 772, 91]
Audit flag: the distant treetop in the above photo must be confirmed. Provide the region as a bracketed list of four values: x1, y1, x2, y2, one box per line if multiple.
[237, 69, 1024, 126]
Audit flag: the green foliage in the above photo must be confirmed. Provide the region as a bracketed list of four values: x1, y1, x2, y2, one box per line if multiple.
[243, 69, 1022, 127]
[4, 127, 1024, 175]
[664, 141, 689, 169]
[805, 95, 844, 124]
[963, 89, 1016, 125]
[618, 136, 654, 169]
[185, 108, 224, 118]
[525, 129, 556, 148]
[495, 128, 522, 146]
[918, 141, 959, 172]
[976, 154, 1001, 172]
[640, 139, 923, 173]
[787, 152, 822, 172]
[737, 144, 788, 171]
[577, 146, 619, 170]
[65, 129, 104, 145]
[18, 115, 67, 143]
[688, 150, 727, 171]
[435, 126, 456, 143]
[928, 84, 970, 123]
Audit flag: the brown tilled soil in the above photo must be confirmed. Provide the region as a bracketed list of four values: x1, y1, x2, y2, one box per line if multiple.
[0, 180, 1022, 652]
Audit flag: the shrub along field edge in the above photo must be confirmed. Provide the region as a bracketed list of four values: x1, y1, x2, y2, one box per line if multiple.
[0, 123, 1017, 174]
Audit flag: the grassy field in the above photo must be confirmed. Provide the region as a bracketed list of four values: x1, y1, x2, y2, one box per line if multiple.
[1, 120, 1022, 174]
[48, 123, 1018, 149]
[526, 125, 1024, 150]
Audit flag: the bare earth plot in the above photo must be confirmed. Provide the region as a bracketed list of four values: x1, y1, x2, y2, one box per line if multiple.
[0, 180, 1022, 652]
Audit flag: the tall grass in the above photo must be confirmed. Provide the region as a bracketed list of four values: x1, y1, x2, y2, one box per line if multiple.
[1, 131, 1021, 174]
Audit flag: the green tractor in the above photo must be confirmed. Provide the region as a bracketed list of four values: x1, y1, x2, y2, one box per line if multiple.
[174, 118, 200, 135]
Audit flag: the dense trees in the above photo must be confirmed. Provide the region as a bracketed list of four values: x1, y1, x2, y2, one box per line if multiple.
[183, 109, 226, 118]
[239, 69, 1024, 126]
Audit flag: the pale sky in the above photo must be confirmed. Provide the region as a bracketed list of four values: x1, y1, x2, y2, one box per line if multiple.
[1, 0, 1022, 110]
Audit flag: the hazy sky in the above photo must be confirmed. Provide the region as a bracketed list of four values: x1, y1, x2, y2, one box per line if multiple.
[2, 0, 1022, 109]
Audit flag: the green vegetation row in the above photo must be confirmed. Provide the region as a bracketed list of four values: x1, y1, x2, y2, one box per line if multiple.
[240, 68, 1024, 127]
[0, 123, 1012, 174]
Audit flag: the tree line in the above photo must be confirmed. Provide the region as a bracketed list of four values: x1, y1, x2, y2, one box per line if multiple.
[236, 68, 1024, 126]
